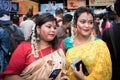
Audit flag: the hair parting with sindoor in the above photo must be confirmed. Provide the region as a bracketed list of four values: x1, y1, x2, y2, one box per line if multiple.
[31, 13, 58, 58]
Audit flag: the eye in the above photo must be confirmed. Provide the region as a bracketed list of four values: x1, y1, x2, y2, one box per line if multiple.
[80, 20, 85, 24]
[54, 26, 56, 29]
[89, 21, 93, 25]
[46, 26, 51, 28]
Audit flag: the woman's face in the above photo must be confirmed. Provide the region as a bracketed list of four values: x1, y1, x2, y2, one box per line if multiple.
[37, 21, 57, 42]
[76, 12, 94, 37]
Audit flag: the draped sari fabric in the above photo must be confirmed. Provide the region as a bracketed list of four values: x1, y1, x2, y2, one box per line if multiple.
[2, 42, 68, 80]
[20, 48, 67, 80]
[63, 37, 112, 80]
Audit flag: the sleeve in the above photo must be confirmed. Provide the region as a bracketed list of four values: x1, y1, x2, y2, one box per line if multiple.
[84, 41, 112, 80]
[60, 40, 66, 53]
[2, 42, 26, 75]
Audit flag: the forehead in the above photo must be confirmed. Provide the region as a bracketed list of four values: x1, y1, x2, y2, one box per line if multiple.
[43, 21, 56, 25]
[78, 12, 93, 20]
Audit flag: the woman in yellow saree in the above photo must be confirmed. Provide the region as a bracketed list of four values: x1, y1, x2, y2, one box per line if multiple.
[61, 7, 112, 80]
[1, 13, 68, 80]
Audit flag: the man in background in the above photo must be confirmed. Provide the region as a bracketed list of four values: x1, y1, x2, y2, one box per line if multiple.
[57, 14, 73, 46]
[55, 7, 64, 27]
[20, 12, 34, 40]
[0, 10, 24, 73]
[102, 0, 120, 79]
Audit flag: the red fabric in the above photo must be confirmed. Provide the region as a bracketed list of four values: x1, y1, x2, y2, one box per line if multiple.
[61, 40, 66, 52]
[1, 42, 56, 77]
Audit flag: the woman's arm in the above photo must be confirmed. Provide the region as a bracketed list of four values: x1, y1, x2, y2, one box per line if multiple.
[4, 75, 24, 80]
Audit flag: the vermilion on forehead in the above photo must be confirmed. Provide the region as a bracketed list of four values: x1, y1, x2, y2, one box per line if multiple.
[85, 12, 90, 16]
[78, 12, 93, 20]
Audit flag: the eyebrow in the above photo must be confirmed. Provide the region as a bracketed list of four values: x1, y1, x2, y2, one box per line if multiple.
[80, 19, 93, 21]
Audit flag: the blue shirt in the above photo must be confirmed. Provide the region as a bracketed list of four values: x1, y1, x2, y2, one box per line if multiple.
[0, 25, 24, 73]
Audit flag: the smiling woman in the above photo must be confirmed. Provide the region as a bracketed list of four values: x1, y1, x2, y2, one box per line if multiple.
[1, 13, 69, 80]
[61, 7, 112, 80]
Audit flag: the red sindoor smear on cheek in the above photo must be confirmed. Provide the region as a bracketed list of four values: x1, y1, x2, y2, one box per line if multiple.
[42, 30, 46, 35]
[78, 25, 82, 30]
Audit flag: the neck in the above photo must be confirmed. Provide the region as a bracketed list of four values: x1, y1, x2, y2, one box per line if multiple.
[73, 34, 92, 46]
[39, 40, 51, 49]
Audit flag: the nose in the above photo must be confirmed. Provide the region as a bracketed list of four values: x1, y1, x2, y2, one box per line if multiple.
[85, 23, 89, 28]
[51, 27, 56, 32]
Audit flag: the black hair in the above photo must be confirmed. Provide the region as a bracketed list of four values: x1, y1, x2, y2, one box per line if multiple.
[34, 13, 58, 48]
[114, 0, 120, 17]
[26, 12, 33, 18]
[12, 14, 19, 26]
[62, 14, 73, 24]
[32, 14, 39, 19]
[55, 7, 64, 15]
[74, 7, 95, 26]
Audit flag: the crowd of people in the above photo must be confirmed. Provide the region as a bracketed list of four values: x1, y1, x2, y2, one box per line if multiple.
[0, 0, 120, 80]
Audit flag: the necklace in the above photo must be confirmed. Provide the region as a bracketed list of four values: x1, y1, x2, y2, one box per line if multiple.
[39, 46, 54, 76]
[73, 35, 94, 46]
[39, 46, 53, 58]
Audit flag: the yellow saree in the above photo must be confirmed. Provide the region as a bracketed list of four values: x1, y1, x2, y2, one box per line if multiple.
[20, 48, 67, 80]
[66, 39, 112, 80]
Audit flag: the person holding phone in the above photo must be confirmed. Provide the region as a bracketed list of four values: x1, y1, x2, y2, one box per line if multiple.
[1, 13, 68, 80]
[61, 7, 112, 80]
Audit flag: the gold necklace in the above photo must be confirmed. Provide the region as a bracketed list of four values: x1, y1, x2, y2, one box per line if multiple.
[39, 46, 54, 76]
[73, 35, 94, 46]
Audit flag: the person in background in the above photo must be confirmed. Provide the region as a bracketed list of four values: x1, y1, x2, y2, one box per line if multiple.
[101, 15, 112, 35]
[57, 14, 73, 46]
[0, 10, 24, 73]
[55, 7, 64, 27]
[1, 13, 68, 80]
[32, 14, 39, 22]
[12, 14, 20, 27]
[93, 14, 102, 38]
[61, 7, 112, 80]
[20, 12, 34, 40]
[102, 0, 120, 80]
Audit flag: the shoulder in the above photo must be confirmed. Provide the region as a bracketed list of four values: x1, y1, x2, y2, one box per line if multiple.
[18, 41, 31, 47]
[0, 27, 6, 32]
[16, 41, 32, 53]
[64, 37, 71, 44]
[64, 37, 71, 41]
[94, 39, 107, 47]
[0, 27, 10, 36]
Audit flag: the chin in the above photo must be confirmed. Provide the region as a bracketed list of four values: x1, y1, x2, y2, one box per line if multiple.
[47, 38, 54, 41]
[82, 33, 91, 37]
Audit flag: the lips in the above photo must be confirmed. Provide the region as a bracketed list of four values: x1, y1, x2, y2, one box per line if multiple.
[83, 29, 89, 32]
[49, 34, 55, 37]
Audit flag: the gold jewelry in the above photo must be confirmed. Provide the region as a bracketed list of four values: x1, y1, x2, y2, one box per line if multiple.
[39, 46, 54, 76]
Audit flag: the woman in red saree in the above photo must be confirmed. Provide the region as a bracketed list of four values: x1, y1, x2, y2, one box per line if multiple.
[1, 13, 68, 80]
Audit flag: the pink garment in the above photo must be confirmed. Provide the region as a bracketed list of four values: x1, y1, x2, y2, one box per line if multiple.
[101, 21, 112, 35]
[105, 21, 112, 30]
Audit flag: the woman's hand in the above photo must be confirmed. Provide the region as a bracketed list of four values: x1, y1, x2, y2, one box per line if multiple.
[73, 64, 84, 80]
